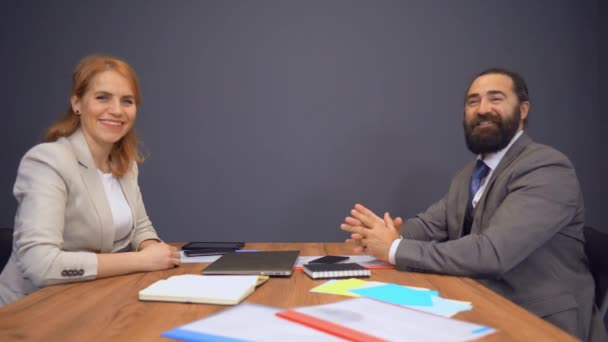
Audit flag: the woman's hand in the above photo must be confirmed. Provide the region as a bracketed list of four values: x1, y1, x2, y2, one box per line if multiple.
[138, 242, 180, 271]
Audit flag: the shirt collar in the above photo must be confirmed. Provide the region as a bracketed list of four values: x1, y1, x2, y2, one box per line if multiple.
[479, 130, 524, 170]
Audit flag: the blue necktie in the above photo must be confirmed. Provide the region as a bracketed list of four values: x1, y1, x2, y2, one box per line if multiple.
[469, 160, 490, 208]
[463, 160, 490, 235]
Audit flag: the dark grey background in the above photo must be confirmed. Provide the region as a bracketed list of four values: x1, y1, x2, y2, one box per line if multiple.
[600, 0, 607, 233]
[1, 0, 605, 242]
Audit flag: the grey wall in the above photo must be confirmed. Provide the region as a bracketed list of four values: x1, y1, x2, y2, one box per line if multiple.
[600, 0, 607, 231]
[1, 0, 604, 242]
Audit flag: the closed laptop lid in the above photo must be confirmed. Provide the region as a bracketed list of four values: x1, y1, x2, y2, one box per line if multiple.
[202, 251, 300, 277]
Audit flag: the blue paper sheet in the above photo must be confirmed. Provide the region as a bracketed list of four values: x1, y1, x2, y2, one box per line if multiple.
[408, 295, 472, 316]
[350, 283, 438, 306]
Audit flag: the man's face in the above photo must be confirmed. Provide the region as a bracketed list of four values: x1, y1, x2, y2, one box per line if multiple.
[463, 74, 528, 155]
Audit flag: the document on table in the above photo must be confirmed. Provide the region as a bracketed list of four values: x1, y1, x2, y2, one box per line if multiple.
[350, 283, 438, 306]
[406, 296, 474, 317]
[311, 279, 472, 317]
[163, 303, 344, 342]
[179, 251, 222, 263]
[310, 278, 385, 297]
[277, 297, 495, 342]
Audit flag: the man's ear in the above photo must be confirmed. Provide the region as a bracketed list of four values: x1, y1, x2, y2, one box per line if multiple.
[520, 101, 530, 121]
[519, 101, 530, 120]
[70, 95, 81, 114]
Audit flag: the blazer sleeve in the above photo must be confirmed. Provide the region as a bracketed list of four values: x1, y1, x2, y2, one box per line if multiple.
[13, 144, 98, 287]
[401, 194, 449, 242]
[128, 162, 160, 250]
[394, 148, 582, 277]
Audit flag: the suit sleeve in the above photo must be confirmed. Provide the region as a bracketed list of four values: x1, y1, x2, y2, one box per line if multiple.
[128, 162, 160, 250]
[394, 149, 582, 277]
[13, 144, 98, 287]
[401, 195, 449, 242]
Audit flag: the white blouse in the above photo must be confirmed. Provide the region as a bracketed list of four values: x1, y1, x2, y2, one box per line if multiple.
[97, 170, 133, 242]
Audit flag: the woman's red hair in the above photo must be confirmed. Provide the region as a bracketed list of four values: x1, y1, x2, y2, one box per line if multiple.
[45, 54, 143, 177]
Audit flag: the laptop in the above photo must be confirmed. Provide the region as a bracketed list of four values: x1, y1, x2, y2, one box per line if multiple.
[202, 251, 300, 277]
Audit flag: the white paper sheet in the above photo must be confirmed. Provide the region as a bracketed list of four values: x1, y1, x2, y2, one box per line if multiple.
[163, 303, 344, 341]
[291, 297, 495, 341]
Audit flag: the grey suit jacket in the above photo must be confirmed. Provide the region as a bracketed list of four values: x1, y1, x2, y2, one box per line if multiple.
[395, 133, 603, 340]
[0, 129, 159, 305]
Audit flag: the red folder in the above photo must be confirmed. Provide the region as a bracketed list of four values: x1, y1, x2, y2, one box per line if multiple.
[276, 309, 386, 342]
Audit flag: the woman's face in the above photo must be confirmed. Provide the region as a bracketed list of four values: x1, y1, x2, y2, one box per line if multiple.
[71, 70, 137, 154]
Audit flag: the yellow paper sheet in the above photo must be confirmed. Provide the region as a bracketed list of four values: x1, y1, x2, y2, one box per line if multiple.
[310, 278, 370, 297]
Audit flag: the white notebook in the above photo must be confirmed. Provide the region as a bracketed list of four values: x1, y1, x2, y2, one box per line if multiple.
[138, 274, 264, 305]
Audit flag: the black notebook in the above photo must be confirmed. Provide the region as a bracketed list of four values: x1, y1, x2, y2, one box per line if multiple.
[303, 263, 370, 279]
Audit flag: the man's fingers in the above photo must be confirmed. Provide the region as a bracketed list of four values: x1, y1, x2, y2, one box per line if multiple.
[344, 216, 363, 226]
[384, 212, 396, 230]
[354, 203, 376, 217]
[340, 223, 365, 235]
[346, 239, 365, 253]
[350, 209, 378, 228]
[350, 233, 364, 240]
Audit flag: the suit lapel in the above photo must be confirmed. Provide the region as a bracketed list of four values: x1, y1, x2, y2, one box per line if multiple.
[67, 129, 115, 252]
[470, 133, 532, 234]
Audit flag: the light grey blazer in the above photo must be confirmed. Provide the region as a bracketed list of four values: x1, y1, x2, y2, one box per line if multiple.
[395, 133, 604, 340]
[0, 129, 159, 305]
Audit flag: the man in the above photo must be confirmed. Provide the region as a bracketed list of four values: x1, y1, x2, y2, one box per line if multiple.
[341, 68, 605, 341]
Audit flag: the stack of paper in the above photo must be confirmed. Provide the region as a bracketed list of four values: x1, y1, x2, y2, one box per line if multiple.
[163, 298, 495, 342]
[162, 303, 344, 341]
[310, 279, 472, 317]
[138, 274, 266, 305]
[278, 297, 495, 341]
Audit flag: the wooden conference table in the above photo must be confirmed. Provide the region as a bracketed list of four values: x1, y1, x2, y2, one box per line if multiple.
[0, 243, 577, 341]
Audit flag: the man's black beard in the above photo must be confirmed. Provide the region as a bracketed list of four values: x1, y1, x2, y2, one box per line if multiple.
[463, 106, 521, 155]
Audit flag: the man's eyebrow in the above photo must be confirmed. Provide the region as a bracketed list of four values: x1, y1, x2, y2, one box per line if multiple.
[487, 90, 506, 97]
[466, 93, 480, 100]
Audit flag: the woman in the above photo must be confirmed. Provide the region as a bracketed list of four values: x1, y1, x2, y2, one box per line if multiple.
[0, 55, 180, 305]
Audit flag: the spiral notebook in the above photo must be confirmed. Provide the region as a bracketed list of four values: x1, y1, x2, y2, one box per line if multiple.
[303, 263, 370, 279]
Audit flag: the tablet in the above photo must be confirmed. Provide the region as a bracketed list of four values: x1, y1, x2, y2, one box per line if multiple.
[182, 242, 245, 251]
[184, 248, 236, 257]
[308, 255, 349, 264]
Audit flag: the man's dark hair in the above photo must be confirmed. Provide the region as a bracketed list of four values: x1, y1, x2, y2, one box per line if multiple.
[467, 67, 530, 126]
[475, 67, 529, 103]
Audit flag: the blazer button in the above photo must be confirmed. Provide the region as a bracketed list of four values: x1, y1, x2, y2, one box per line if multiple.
[61, 270, 68, 277]
[78, 269, 84, 276]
